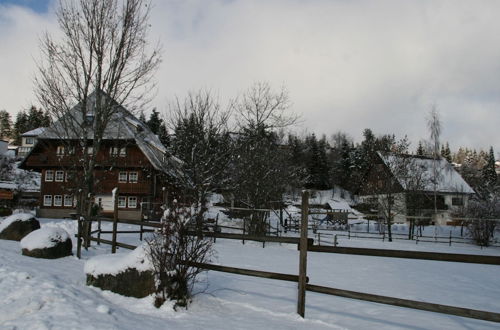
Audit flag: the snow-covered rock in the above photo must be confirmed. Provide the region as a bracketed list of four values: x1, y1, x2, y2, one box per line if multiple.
[20, 227, 72, 259]
[85, 245, 155, 298]
[0, 213, 40, 241]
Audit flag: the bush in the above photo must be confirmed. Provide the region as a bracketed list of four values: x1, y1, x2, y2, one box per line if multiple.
[146, 202, 213, 309]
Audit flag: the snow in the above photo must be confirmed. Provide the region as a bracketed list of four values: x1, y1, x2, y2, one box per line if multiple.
[0, 217, 499, 329]
[20, 227, 70, 250]
[84, 244, 152, 276]
[0, 212, 35, 233]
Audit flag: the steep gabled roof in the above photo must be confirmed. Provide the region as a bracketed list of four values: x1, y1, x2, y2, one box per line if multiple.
[26, 91, 183, 178]
[377, 152, 474, 194]
[21, 127, 46, 137]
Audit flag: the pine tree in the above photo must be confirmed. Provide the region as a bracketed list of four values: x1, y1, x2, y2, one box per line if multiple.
[482, 147, 497, 187]
[416, 141, 425, 156]
[13, 111, 29, 144]
[443, 142, 452, 162]
[0, 110, 12, 140]
[139, 111, 146, 124]
[147, 108, 162, 134]
[158, 123, 170, 147]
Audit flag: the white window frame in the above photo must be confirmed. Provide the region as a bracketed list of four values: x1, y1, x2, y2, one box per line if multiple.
[118, 172, 128, 183]
[118, 196, 127, 208]
[56, 145, 65, 156]
[128, 196, 137, 208]
[25, 137, 34, 145]
[64, 195, 73, 207]
[54, 195, 62, 207]
[128, 171, 138, 183]
[43, 195, 52, 206]
[45, 170, 54, 182]
[55, 170, 64, 182]
[87, 146, 93, 155]
[119, 147, 126, 157]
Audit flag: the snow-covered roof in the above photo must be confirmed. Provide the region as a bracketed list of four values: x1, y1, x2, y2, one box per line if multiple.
[327, 199, 352, 212]
[378, 152, 474, 194]
[32, 90, 183, 178]
[21, 127, 46, 137]
[0, 181, 17, 190]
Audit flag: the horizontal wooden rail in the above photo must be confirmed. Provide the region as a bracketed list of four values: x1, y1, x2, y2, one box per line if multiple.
[89, 236, 137, 250]
[307, 246, 500, 265]
[187, 262, 307, 283]
[306, 284, 500, 323]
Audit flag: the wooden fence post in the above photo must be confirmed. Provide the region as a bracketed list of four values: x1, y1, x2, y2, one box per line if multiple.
[112, 188, 119, 254]
[297, 190, 309, 318]
[76, 216, 82, 259]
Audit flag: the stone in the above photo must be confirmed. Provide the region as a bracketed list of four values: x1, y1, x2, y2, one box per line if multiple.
[86, 268, 155, 298]
[0, 214, 40, 241]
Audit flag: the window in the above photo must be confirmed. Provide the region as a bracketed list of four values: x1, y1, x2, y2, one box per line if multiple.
[110, 147, 127, 157]
[128, 196, 137, 208]
[25, 137, 34, 145]
[87, 146, 93, 155]
[452, 197, 464, 206]
[54, 195, 62, 207]
[118, 196, 126, 208]
[118, 172, 128, 183]
[67, 146, 75, 155]
[55, 170, 64, 182]
[43, 195, 52, 206]
[56, 146, 65, 156]
[128, 171, 138, 183]
[45, 170, 54, 182]
[64, 195, 73, 207]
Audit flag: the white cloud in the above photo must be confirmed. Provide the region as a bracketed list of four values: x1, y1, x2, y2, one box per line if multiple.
[1, 0, 500, 151]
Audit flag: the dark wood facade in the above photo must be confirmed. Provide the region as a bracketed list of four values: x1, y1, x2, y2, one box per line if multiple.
[23, 140, 170, 220]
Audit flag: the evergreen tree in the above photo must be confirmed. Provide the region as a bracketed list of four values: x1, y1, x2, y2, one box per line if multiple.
[158, 122, 170, 147]
[13, 111, 29, 144]
[147, 108, 162, 134]
[442, 142, 452, 162]
[0, 110, 12, 140]
[483, 146, 497, 187]
[416, 141, 425, 156]
[305, 134, 330, 190]
[139, 111, 147, 124]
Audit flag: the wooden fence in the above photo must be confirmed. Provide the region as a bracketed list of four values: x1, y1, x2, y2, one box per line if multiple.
[75, 191, 500, 325]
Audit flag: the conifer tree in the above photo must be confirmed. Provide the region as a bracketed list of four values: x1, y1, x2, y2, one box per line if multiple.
[416, 141, 425, 156]
[0, 110, 12, 140]
[483, 146, 497, 187]
[147, 108, 162, 134]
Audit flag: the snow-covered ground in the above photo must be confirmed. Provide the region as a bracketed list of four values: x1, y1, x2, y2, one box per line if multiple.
[1, 216, 499, 330]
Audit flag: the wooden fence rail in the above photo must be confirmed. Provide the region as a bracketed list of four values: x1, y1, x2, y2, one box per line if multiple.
[306, 284, 500, 323]
[307, 246, 500, 265]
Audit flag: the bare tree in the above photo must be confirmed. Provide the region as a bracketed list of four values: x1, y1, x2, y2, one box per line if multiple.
[167, 91, 233, 237]
[34, 0, 161, 221]
[146, 202, 213, 308]
[230, 82, 298, 235]
[427, 105, 442, 219]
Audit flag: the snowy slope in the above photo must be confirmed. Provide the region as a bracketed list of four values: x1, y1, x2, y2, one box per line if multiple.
[0, 218, 499, 329]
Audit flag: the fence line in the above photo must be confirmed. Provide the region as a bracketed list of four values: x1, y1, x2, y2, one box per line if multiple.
[74, 193, 500, 325]
[305, 284, 500, 323]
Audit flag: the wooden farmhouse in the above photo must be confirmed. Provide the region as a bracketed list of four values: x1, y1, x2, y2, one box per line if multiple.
[20, 92, 183, 220]
[358, 151, 474, 225]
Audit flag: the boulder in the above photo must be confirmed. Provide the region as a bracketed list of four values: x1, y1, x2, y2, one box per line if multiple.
[21, 227, 73, 259]
[0, 213, 40, 241]
[86, 268, 155, 298]
[85, 245, 155, 298]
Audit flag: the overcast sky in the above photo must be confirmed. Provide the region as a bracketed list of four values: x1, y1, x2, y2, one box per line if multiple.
[1, 0, 499, 152]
